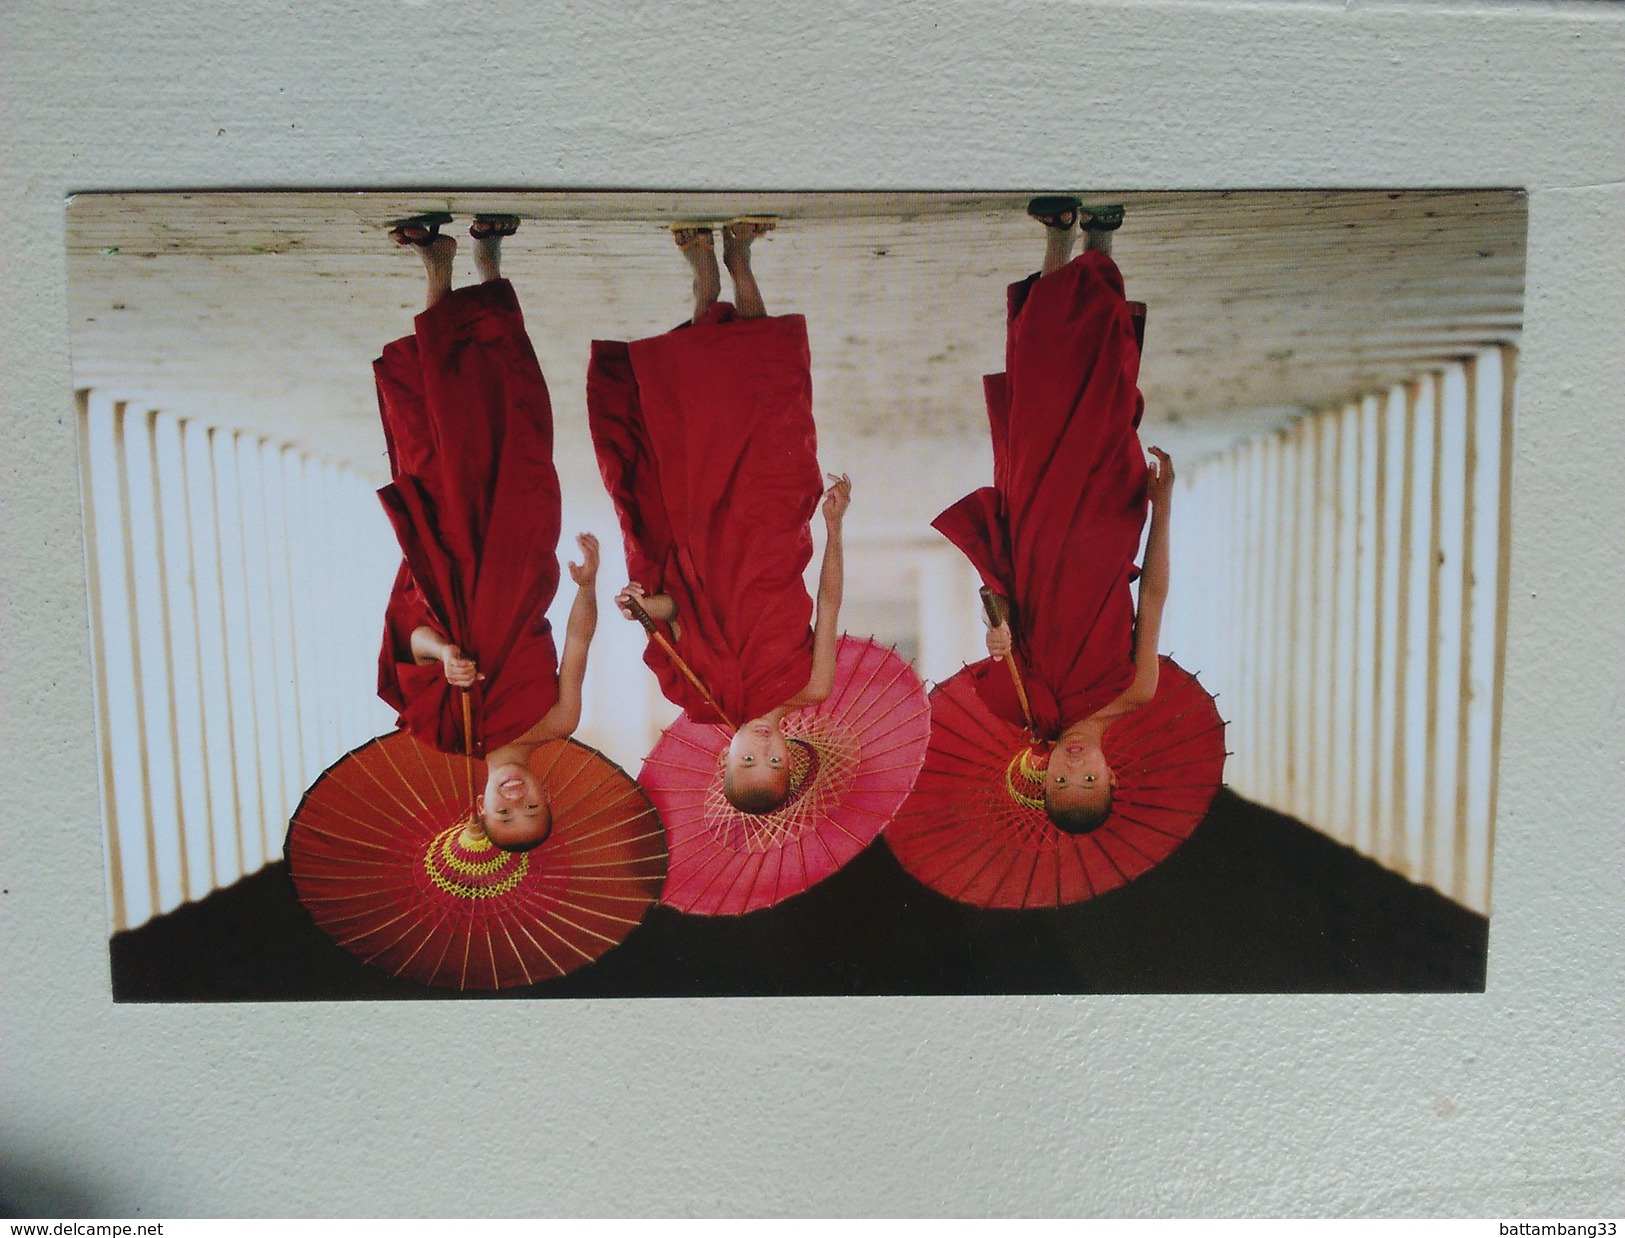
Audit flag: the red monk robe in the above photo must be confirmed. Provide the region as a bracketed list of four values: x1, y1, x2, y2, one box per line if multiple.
[933, 250, 1149, 740]
[587, 303, 823, 724]
[374, 278, 563, 756]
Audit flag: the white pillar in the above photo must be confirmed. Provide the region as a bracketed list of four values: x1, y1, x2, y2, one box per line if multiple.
[1288, 418, 1316, 821]
[216, 430, 266, 873]
[1311, 408, 1339, 837]
[155, 410, 213, 902]
[1400, 374, 1440, 883]
[183, 419, 242, 889]
[1431, 364, 1471, 898]
[261, 443, 303, 832]
[1461, 347, 1513, 915]
[1375, 382, 1410, 872]
[917, 542, 981, 685]
[123, 404, 184, 915]
[83, 393, 152, 930]
[1332, 401, 1361, 843]
[1352, 394, 1382, 858]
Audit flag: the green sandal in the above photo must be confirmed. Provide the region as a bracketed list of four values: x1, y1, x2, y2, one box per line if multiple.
[1078, 203, 1125, 232]
[387, 211, 454, 247]
[1026, 195, 1082, 230]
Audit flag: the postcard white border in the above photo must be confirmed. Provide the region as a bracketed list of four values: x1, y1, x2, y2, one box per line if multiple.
[1, 0, 1620, 1218]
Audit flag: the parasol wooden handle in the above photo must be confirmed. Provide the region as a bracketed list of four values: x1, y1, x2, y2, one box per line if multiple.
[624, 596, 736, 730]
[979, 586, 1009, 629]
[979, 586, 1036, 734]
[623, 596, 661, 638]
[460, 688, 475, 759]
[459, 687, 481, 828]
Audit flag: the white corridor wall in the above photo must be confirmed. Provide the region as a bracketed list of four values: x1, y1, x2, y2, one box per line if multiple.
[1163, 346, 1515, 915]
[79, 391, 400, 932]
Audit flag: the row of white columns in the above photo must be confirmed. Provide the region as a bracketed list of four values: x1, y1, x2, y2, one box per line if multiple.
[80, 392, 399, 931]
[1164, 346, 1514, 914]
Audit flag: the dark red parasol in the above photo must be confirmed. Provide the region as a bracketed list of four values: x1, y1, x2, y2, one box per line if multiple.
[885, 655, 1225, 909]
[638, 636, 930, 916]
[286, 732, 666, 989]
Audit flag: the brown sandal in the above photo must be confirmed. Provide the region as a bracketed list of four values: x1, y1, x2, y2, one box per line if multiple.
[725, 215, 779, 237]
[469, 213, 521, 240]
[668, 221, 716, 250]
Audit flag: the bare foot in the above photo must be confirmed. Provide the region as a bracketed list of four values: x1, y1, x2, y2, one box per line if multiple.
[1080, 204, 1124, 256]
[1025, 197, 1081, 276]
[722, 218, 775, 319]
[397, 233, 457, 309]
[472, 233, 501, 282]
[673, 226, 721, 323]
[722, 217, 774, 268]
[1037, 212, 1078, 276]
[470, 215, 519, 283]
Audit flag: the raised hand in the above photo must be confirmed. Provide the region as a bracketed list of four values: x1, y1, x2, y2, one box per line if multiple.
[822, 472, 852, 527]
[441, 645, 482, 688]
[568, 532, 600, 587]
[1147, 447, 1175, 505]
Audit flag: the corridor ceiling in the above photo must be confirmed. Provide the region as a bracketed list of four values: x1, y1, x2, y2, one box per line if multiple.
[66, 189, 1526, 511]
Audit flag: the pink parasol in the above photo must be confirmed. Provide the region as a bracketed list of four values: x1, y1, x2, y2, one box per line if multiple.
[638, 636, 931, 916]
[885, 655, 1226, 909]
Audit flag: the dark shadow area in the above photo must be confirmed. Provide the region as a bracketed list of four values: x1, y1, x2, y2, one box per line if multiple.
[0, 1154, 121, 1219]
[110, 790, 1487, 1000]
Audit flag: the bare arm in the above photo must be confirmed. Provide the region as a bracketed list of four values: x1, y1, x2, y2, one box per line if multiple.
[786, 474, 850, 709]
[615, 582, 677, 623]
[411, 625, 480, 688]
[1106, 449, 1174, 714]
[520, 534, 600, 743]
[410, 625, 449, 664]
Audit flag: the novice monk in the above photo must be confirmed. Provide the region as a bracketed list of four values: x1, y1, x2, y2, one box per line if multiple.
[376, 214, 600, 851]
[587, 218, 850, 816]
[934, 199, 1174, 835]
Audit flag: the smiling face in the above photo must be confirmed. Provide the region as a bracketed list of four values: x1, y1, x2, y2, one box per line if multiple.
[722, 716, 792, 815]
[1043, 737, 1116, 834]
[477, 763, 553, 851]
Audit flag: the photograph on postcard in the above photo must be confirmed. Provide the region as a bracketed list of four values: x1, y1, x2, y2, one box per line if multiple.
[64, 189, 1522, 998]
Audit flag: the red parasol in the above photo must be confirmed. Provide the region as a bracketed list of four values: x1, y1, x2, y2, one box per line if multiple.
[885, 655, 1225, 909]
[286, 731, 666, 989]
[638, 636, 931, 916]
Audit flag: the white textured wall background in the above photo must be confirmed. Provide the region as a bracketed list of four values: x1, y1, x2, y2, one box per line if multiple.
[1, 0, 1620, 1219]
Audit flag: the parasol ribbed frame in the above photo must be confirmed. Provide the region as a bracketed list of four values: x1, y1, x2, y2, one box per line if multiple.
[640, 636, 932, 916]
[287, 731, 667, 990]
[887, 655, 1227, 909]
